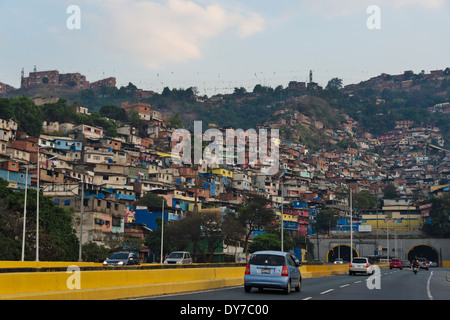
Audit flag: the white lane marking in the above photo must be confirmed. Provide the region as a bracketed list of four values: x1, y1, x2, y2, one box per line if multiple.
[320, 289, 334, 295]
[303, 297, 313, 300]
[354, 281, 362, 283]
[427, 271, 434, 300]
[340, 284, 350, 288]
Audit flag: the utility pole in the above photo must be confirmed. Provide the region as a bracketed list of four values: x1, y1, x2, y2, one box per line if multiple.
[350, 186, 353, 262]
[160, 198, 165, 264]
[78, 181, 84, 262]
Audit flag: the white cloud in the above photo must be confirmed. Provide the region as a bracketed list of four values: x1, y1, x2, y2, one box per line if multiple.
[86, 0, 265, 69]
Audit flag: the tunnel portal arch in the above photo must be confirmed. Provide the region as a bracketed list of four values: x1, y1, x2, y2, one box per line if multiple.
[407, 244, 439, 263]
[327, 244, 359, 263]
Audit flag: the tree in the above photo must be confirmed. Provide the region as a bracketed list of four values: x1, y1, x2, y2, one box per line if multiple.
[233, 87, 247, 96]
[144, 216, 174, 262]
[135, 192, 167, 210]
[81, 242, 110, 263]
[383, 184, 399, 199]
[127, 110, 142, 129]
[237, 194, 276, 254]
[353, 190, 377, 211]
[166, 112, 183, 129]
[0, 178, 78, 261]
[99, 104, 127, 122]
[248, 230, 295, 253]
[326, 78, 343, 91]
[11, 96, 43, 137]
[423, 193, 450, 237]
[315, 209, 338, 234]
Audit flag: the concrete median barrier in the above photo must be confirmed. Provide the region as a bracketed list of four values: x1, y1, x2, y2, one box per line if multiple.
[0, 262, 389, 300]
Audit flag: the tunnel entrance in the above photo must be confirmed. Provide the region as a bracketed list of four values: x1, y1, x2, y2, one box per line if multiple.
[407, 244, 439, 263]
[327, 244, 358, 263]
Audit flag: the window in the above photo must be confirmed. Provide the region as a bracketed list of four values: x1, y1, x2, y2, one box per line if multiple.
[249, 254, 285, 266]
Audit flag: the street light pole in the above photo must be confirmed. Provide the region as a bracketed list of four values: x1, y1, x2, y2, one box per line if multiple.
[21, 166, 28, 261]
[78, 180, 84, 262]
[160, 198, 165, 264]
[281, 185, 284, 252]
[36, 145, 55, 262]
[350, 186, 353, 262]
[36, 147, 41, 262]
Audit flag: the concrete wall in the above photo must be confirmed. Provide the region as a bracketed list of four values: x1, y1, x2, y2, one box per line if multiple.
[0, 263, 352, 300]
[315, 237, 450, 264]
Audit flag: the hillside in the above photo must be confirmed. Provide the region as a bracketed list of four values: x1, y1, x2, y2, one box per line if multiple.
[2, 69, 449, 150]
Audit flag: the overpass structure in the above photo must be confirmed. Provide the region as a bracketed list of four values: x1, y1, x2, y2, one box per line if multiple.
[315, 237, 450, 266]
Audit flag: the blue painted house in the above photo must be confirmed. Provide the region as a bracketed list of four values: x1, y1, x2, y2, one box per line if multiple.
[54, 138, 82, 152]
[0, 169, 32, 190]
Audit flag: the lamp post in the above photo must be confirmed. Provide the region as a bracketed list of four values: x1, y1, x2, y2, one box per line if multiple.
[36, 145, 55, 262]
[21, 165, 29, 261]
[78, 180, 84, 262]
[281, 185, 284, 252]
[350, 186, 353, 262]
[160, 198, 165, 264]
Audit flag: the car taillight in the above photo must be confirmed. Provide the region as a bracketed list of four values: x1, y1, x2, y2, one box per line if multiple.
[281, 265, 289, 277]
[349, 263, 352, 268]
[245, 264, 250, 275]
[366, 263, 369, 268]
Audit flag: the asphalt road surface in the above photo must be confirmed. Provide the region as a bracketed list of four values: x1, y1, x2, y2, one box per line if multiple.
[143, 267, 450, 301]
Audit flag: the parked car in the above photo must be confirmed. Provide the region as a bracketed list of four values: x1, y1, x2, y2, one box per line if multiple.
[402, 260, 411, 268]
[103, 251, 140, 266]
[389, 258, 403, 270]
[349, 257, 375, 276]
[164, 251, 193, 265]
[417, 258, 429, 270]
[244, 251, 302, 294]
[429, 261, 438, 267]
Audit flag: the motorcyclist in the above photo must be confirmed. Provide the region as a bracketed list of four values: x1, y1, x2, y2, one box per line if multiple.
[412, 257, 420, 271]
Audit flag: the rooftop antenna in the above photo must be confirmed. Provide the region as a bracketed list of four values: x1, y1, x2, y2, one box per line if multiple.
[309, 70, 313, 83]
[21, 68, 24, 80]
[34, 65, 37, 73]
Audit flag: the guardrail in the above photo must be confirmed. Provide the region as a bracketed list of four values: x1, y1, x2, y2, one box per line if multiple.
[0, 262, 386, 300]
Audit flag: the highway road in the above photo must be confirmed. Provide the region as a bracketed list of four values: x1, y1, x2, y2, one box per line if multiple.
[144, 267, 450, 301]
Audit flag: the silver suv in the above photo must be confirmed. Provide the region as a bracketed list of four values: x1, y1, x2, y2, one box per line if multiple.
[349, 257, 375, 276]
[164, 251, 193, 265]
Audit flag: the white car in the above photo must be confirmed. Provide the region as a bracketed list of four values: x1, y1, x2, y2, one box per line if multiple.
[164, 251, 193, 265]
[349, 257, 374, 276]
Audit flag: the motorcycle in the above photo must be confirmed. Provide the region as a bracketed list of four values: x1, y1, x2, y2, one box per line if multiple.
[413, 266, 418, 274]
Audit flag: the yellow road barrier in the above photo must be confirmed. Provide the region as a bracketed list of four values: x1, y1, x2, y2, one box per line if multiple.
[0, 262, 392, 300]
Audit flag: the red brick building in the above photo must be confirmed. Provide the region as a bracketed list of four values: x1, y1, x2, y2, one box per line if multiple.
[90, 77, 116, 90]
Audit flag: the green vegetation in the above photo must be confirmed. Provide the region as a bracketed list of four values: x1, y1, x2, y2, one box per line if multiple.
[423, 193, 450, 238]
[0, 178, 78, 261]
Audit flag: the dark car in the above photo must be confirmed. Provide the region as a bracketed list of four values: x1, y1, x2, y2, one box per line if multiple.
[103, 251, 140, 266]
[417, 258, 429, 270]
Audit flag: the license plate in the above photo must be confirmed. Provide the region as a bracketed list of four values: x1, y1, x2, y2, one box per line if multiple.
[261, 268, 271, 274]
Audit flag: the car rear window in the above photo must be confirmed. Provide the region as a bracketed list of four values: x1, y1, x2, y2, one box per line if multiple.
[352, 258, 368, 263]
[109, 253, 129, 259]
[249, 254, 286, 266]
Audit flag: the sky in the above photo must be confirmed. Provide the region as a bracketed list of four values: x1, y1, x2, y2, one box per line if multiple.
[0, 0, 449, 96]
